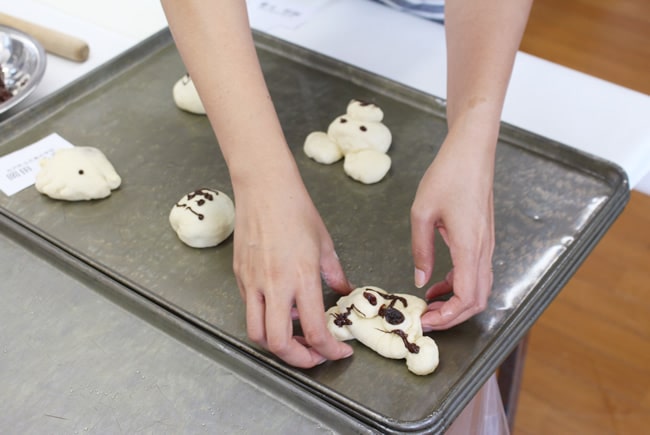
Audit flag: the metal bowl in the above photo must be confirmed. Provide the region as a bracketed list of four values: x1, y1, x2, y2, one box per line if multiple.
[0, 24, 47, 115]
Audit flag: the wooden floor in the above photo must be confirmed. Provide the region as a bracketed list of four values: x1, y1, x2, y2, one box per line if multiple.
[514, 0, 650, 434]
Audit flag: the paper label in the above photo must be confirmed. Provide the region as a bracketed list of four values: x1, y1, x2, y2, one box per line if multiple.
[246, 0, 334, 30]
[0, 133, 74, 196]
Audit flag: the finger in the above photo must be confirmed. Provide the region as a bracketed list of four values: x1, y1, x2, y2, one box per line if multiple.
[234, 263, 246, 302]
[422, 240, 481, 329]
[295, 281, 353, 362]
[421, 295, 479, 331]
[410, 206, 437, 288]
[424, 269, 454, 300]
[245, 289, 267, 347]
[320, 243, 353, 295]
[290, 306, 299, 321]
[262, 292, 327, 368]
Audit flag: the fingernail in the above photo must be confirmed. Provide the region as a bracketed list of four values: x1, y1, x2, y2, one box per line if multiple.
[415, 268, 426, 288]
[343, 348, 354, 358]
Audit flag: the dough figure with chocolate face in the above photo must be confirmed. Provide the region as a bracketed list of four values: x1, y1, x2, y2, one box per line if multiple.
[326, 286, 439, 375]
[35, 147, 121, 201]
[304, 99, 392, 184]
[169, 188, 235, 248]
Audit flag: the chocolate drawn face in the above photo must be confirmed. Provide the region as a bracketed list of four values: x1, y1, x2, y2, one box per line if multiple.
[325, 286, 440, 375]
[330, 288, 416, 352]
[169, 188, 235, 249]
[174, 188, 219, 221]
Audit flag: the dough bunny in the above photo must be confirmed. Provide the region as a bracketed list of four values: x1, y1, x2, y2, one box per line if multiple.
[35, 147, 121, 201]
[326, 286, 439, 375]
[304, 99, 392, 184]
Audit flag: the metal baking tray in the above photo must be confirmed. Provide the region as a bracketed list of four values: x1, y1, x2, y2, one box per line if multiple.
[0, 28, 629, 433]
[0, 215, 367, 433]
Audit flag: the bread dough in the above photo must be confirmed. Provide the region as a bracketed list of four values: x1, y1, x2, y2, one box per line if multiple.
[326, 286, 439, 376]
[303, 99, 392, 183]
[173, 74, 206, 115]
[327, 104, 391, 155]
[35, 147, 121, 201]
[343, 149, 391, 184]
[303, 131, 343, 164]
[169, 188, 235, 248]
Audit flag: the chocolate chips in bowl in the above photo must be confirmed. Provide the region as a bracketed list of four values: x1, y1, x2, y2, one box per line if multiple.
[0, 68, 13, 102]
[0, 24, 47, 115]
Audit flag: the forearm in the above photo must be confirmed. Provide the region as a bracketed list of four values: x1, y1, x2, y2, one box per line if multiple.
[444, 0, 533, 143]
[160, 0, 301, 192]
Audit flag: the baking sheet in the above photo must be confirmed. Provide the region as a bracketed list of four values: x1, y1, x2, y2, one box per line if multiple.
[0, 215, 368, 434]
[0, 29, 629, 433]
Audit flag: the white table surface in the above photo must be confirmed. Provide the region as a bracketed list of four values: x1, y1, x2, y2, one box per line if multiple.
[2, 0, 649, 194]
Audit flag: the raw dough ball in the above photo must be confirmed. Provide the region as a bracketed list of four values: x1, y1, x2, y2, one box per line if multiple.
[326, 286, 439, 376]
[343, 150, 391, 184]
[173, 74, 206, 115]
[169, 188, 235, 248]
[303, 98, 392, 183]
[35, 147, 121, 201]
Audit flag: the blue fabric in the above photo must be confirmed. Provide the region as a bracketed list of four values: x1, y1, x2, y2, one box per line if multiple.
[373, 0, 445, 22]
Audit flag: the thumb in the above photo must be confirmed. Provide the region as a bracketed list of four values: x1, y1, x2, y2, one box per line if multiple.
[411, 209, 436, 289]
[320, 244, 353, 295]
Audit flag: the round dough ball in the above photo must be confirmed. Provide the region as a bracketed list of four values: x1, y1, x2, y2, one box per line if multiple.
[303, 131, 343, 164]
[169, 188, 235, 248]
[173, 74, 206, 115]
[343, 150, 391, 184]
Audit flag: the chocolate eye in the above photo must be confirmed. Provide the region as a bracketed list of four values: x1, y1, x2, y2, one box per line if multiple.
[78, 170, 84, 175]
[359, 125, 367, 132]
[383, 307, 405, 325]
[340, 118, 347, 123]
[197, 199, 205, 206]
[363, 291, 377, 305]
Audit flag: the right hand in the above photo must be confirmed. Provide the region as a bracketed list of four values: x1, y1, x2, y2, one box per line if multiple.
[232, 178, 354, 368]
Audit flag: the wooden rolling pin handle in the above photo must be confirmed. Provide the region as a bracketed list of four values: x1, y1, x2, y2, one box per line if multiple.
[0, 12, 89, 62]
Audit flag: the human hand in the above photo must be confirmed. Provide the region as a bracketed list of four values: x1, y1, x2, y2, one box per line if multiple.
[232, 178, 354, 368]
[410, 128, 496, 330]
